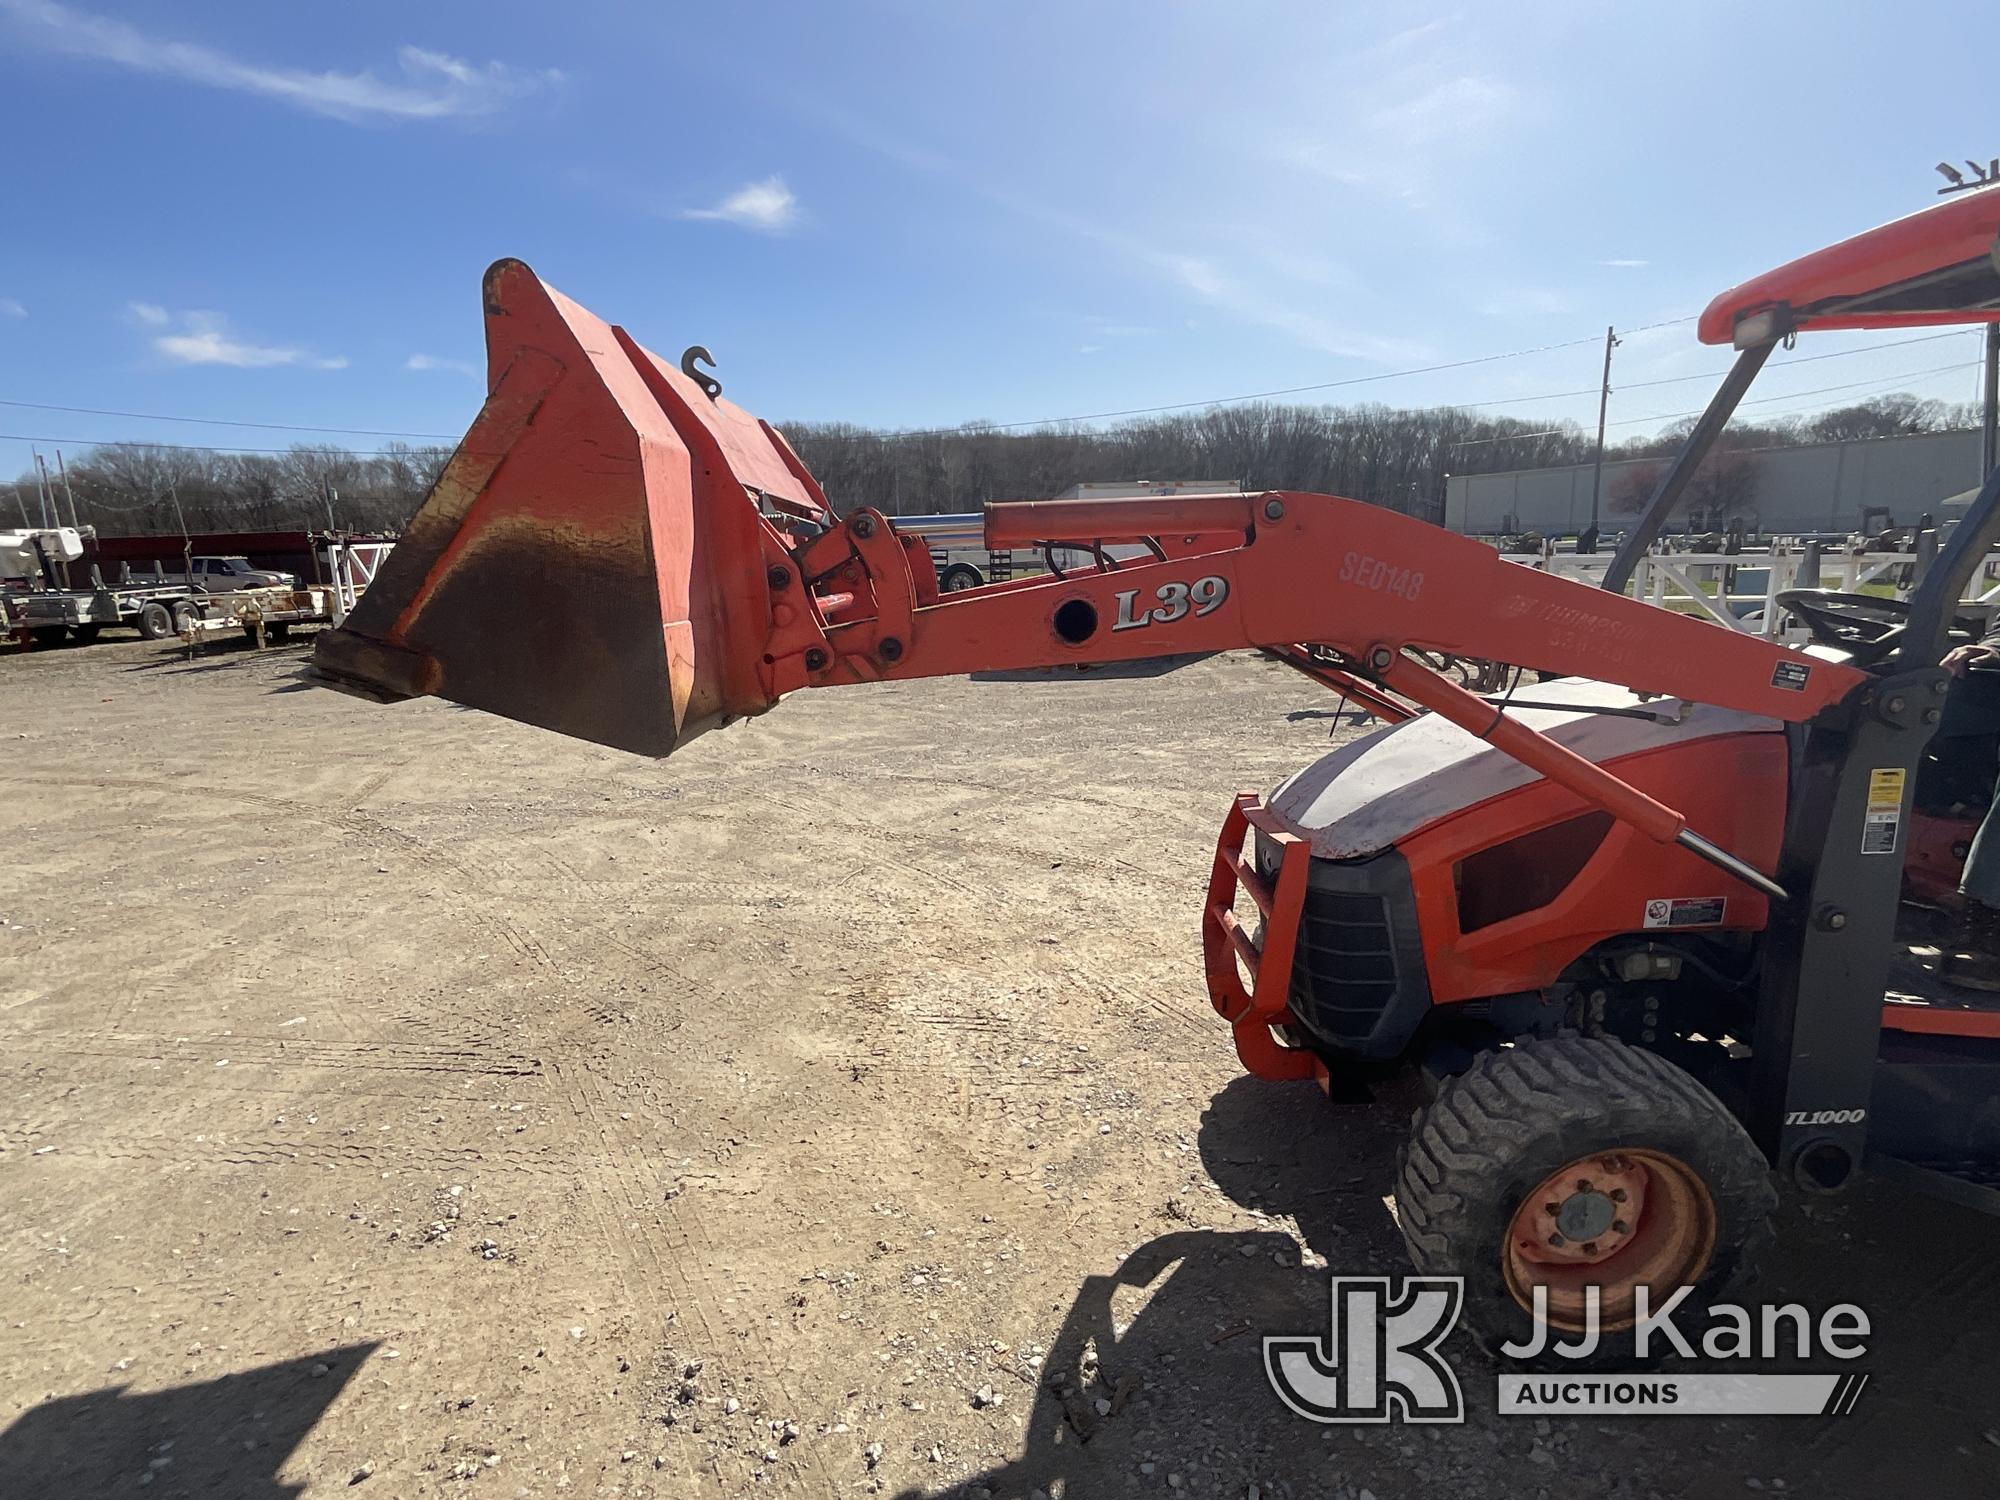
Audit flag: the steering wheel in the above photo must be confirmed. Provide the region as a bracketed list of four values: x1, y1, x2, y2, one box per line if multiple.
[1774, 589, 1983, 667]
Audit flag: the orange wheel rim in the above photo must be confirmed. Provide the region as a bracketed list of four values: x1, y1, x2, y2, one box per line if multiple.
[1501, 1149, 1717, 1333]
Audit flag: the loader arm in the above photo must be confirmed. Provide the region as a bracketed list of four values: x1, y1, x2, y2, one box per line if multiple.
[314, 256, 1962, 1188]
[315, 258, 1866, 907]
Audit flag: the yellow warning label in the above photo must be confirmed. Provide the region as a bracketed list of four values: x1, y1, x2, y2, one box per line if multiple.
[1862, 767, 1906, 856]
[1867, 768, 1906, 814]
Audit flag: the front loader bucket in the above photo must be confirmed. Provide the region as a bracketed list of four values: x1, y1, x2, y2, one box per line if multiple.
[312, 259, 828, 756]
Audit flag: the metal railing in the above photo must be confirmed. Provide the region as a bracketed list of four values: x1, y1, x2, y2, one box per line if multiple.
[1494, 542, 2000, 639]
[322, 539, 395, 627]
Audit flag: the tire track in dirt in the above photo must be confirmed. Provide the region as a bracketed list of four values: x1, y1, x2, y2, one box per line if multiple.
[545, 1032, 850, 1494]
[0, 1127, 577, 1175]
[347, 760, 408, 807]
[0, 1029, 544, 1077]
[743, 762, 1220, 833]
[544, 1056, 757, 1493]
[0, 1060, 532, 1109]
[0, 770, 565, 1036]
[743, 794, 1193, 904]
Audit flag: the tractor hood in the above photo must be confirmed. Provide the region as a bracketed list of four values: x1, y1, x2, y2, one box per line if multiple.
[1270, 677, 1781, 861]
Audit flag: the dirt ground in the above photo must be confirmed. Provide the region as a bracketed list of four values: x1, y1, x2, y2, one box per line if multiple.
[2, 633, 1997, 1500]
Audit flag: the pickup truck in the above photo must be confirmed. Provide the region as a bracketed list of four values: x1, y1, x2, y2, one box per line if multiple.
[125, 555, 298, 594]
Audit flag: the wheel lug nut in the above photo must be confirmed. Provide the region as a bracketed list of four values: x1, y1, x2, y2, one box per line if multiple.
[1547, 1233, 1565, 1248]
[1543, 1202, 1560, 1216]
[1612, 1219, 1629, 1234]
[1582, 1242, 1599, 1256]
[1609, 1188, 1628, 1203]
[1576, 1179, 1593, 1192]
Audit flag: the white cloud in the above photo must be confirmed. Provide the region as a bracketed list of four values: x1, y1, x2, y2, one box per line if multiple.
[682, 176, 800, 233]
[1366, 74, 1512, 150]
[801, 100, 955, 176]
[977, 184, 1425, 365]
[0, 297, 23, 318]
[146, 309, 345, 370]
[1276, 23, 1518, 230]
[1083, 317, 1160, 339]
[1157, 251, 1430, 363]
[1479, 286, 1573, 318]
[1599, 258, 1650, 268]
[0, 0, 561, 123]
[128, 300, 169, 325]
[406, 352, 477, 376]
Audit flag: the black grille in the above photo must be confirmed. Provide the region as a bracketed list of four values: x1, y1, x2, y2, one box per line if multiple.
[1289, 889, 1399, 1047]
[1259, 837, 1432, 1060]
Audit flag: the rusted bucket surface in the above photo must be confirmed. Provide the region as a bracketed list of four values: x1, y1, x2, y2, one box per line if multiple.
[313, 260, 827, 756]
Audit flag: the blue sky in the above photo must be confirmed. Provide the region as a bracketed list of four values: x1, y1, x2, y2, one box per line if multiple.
[0, 0, 1993, 484]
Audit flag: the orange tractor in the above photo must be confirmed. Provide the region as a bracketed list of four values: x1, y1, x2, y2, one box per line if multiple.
[316, 188, 2000, 1348]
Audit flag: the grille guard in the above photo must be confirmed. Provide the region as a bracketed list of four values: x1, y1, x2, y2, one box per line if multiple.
[1201, 792, 1324, 1083]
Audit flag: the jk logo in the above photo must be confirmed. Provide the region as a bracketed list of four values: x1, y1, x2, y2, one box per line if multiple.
[1264, 1277, 1465, 1424]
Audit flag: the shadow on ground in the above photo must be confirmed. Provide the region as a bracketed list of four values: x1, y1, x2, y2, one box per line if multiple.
[124, 638, 311, 677]
[0, 1343, 376, 1498]
[972, 653, 1216, 683]
[902, 1077, 2000, 1500]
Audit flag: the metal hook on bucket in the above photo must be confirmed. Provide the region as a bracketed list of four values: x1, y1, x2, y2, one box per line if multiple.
[680, 345, 722, 401]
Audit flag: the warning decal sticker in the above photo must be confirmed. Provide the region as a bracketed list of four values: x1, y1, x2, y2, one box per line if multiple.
[1862, 767, 1906, 856]
[1644, 896, 1728, 929]
[1772, 660, 1811, 691]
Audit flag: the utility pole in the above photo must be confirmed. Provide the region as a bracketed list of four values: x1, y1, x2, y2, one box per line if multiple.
[34, 453, 72, 585]
[54, 449, 81, 531]
[1586, 325, 1620, 546]
[1984, 321, 1998, 481]
[168, 482, 194, 590]
[34, 451, 57, 529]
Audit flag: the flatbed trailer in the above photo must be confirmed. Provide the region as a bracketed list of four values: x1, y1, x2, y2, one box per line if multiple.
[6, 538, 394, 649]
[10, 579, 210, 644]
[174, 584, 341, 644]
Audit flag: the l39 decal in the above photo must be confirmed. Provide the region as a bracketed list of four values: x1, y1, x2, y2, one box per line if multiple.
[1113, 575, 1229, 631]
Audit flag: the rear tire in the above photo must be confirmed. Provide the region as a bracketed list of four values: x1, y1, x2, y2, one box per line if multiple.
[1397, 1035, 1774, 1361]
[28, 625, 66, 648]
[136, 602, 174, 640]
[69, 623, 102, 644]
[938, 562, 984, 592]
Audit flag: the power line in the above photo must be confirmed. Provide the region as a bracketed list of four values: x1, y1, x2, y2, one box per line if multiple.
[796, 321, 1985, 439]
[1407, 333, 1987, 437]
[0, 329, 1640, 447]
[807, 320, 1701, 437]
[0, 432, 433, 457]
[0, 398, 461, 440]
[2, 318, 1958, 448]
[1608, 358, 1981, 429]
[1612, 328, 1977, 394]
[13, 356, 1974, 462]
[1447, 426, 1577, 449]
[1448, 352, 1985, 450]
[0, 322, 1976, 460]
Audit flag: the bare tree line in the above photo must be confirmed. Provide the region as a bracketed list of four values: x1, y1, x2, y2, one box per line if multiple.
[784, 394, 1986, 524]
[9, 392, 1980, 537]
[9, 442, 452, 535]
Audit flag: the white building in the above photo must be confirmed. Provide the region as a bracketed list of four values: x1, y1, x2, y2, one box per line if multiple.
[1445, 430, 1984, 536]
